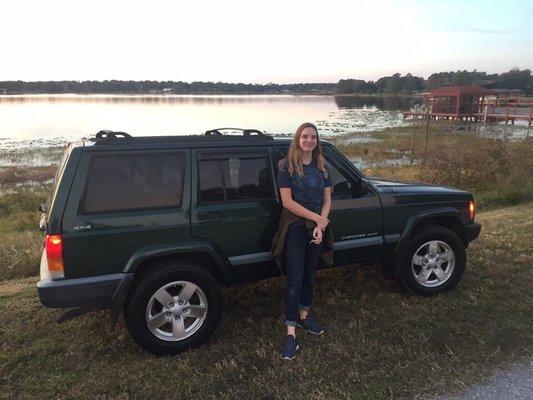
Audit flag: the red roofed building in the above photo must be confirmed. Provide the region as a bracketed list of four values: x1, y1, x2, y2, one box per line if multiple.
[428, 85, 496, 117]
[405, 85, 532, 126]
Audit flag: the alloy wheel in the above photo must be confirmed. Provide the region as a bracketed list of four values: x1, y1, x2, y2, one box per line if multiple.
[411, 240, 456, 288]
[145, 281, 208, 341]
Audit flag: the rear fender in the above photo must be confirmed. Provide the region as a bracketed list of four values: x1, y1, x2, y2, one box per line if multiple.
[110, 240, 232, 323]
[123, 240, 232, 283]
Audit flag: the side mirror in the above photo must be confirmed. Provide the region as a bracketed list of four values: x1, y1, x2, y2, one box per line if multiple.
[333, 181, 352, 197]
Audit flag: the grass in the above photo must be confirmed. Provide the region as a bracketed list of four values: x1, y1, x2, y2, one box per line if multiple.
[329, 121, 533, 211]
[0, 166, 56, 185]
[0, 202, 531, 399]
[0, 189, 48, 280]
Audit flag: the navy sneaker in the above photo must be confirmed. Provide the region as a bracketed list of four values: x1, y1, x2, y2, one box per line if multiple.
[297, 314, 324, 335]
[281, 335, 299, 360]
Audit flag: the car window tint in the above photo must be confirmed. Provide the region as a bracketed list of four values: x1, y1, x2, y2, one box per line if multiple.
[324, 159, 355, 199]
[81, 153, 184, 213]
[198, 156, 273, 204]
[199, 160, 224, 202]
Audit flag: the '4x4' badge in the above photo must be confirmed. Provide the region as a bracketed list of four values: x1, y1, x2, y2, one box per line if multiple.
[73, 224, 92, 231]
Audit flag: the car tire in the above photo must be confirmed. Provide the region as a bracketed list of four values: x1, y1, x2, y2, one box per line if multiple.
[398, 225, 466, 296]
[124, 261, 223, 355]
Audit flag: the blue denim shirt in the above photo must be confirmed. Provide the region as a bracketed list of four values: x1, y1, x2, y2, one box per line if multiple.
[277, 159, 332, 213]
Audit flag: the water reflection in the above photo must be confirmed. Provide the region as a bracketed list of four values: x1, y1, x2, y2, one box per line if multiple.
[0, 94, 410, 139]
[0, 94, 338, 106]
[0, 94, 424, 110]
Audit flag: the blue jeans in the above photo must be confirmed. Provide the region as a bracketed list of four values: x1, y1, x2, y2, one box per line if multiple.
[283, 220, 323, 326]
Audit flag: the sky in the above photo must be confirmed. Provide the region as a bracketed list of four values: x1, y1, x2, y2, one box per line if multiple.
[1, 0, 531, 83]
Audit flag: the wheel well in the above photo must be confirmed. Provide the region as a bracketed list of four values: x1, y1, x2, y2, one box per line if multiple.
[391, 215, 466, 279]
[132, 252, 228, 285]
[410, 216, 466, 244]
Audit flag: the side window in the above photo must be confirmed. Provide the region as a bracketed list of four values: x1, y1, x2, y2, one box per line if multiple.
[198, 155, 273, 204]
[80, 153, 185, 214]
[325, 158, 358, 199]
[198, 160, 224, 202]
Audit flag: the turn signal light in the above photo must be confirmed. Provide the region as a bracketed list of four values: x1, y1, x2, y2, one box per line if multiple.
[468, 200, 476, 220]
[45, 234, 64, 278]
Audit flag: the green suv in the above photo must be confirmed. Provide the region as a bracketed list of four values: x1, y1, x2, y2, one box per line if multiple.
[37, 129, 481, 355]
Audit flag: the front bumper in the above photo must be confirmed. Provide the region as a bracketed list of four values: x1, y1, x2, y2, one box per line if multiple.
[37, 273, 132, 309]
[465, 222, 481, 243]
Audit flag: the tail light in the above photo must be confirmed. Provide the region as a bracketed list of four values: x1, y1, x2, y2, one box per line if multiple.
[468, 200, 476, 220]
[45, 234, 64, 279]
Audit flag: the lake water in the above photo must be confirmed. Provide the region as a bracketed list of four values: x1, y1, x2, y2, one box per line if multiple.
[0, 94, 528, 154]
[0, 94, 417, 148]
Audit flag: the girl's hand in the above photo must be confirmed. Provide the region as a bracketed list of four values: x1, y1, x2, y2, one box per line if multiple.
[311, 226, 323, 245]
[315, 215, 329, 230]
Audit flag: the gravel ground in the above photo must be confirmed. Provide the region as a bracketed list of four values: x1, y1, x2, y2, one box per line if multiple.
[431, 358, 533, 400]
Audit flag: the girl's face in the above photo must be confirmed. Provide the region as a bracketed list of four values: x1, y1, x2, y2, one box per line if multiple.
[299, 127, 317, 153]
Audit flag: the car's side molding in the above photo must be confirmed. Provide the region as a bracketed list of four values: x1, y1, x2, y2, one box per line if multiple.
[227, 236, 384, 267]
[394, 207, 464, 255]
[123, 240, 232, 284]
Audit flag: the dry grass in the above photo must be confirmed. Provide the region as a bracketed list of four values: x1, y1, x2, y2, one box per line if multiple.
[0, 189, 48, 280]
[332, 122, 533, 210]
[0, 166, 56, 185]
[0, 203, 531, 399]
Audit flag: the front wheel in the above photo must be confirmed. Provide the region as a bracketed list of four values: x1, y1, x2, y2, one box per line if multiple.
[398, 226, 467, 296]
[124, 262, 223, 355]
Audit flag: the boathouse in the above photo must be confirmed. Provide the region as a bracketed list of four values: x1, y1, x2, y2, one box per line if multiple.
[427, 85, 495, 118]
[405, 85, 533, 126]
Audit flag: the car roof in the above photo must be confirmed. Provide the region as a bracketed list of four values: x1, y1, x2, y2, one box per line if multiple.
[79, 131, 331, 150]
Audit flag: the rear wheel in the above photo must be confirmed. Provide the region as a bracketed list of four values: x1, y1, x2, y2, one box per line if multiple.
[398, 225, 466, 296]
[124, 262, 223, 355]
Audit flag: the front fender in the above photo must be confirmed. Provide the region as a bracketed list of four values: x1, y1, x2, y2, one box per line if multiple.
[394, 207, 464, 255]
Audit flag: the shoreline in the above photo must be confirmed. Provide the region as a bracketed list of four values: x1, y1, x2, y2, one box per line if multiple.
[0, 92, 413, 97]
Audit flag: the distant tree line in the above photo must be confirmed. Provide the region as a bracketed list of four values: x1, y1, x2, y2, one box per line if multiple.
[0, 80, 336, 95]
[0, 68, 531, 95]
[338, 68, 532, 95]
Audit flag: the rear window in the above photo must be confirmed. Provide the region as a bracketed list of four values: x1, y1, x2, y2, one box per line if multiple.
[80, 152, 185, 214]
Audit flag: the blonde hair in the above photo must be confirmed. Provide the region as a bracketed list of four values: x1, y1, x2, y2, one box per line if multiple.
[279, 122, 327, 177]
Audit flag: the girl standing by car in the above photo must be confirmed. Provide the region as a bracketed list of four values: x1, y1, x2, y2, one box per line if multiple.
[276, 122, 332, 360]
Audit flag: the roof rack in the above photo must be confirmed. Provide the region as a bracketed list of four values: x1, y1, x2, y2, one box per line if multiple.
[204, 128, 267, 137]
[92, 130, 132, 142]
[89, 128, 274, 145]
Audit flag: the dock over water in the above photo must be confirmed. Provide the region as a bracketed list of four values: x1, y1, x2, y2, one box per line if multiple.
[404, 86, 532, 126]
